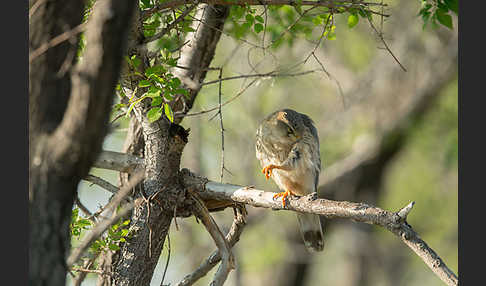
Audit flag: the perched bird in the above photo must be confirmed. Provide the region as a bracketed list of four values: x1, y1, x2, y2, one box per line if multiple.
[255, 109, 324, 252]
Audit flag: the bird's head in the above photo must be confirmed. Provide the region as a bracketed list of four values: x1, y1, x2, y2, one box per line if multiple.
[258, 109, 303, 147]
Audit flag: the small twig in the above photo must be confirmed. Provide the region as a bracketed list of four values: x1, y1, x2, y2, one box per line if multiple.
[29, 22, 87, 63]
[72, 268, 107, 274]
[75, 197, 95, 221]
[311, 52, 346, 109]
[363, 7, 407, 72]
[143, 3, 197, 44]
[201, 70, 317, 87]
[29, 0, 47, 19]
[160, 233, 172, 286]
[181, 77, 260, 119]
[179, 70, 317, 119]
[397, 201, 415, 220]
[173, 205, 180, 231]
[83, 174, 119, 194]
[217, 67, 226, 183]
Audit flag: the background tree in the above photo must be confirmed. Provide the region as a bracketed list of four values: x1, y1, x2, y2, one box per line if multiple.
[29, 0, 458, 286]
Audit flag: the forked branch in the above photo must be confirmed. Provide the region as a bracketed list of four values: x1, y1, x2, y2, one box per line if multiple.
[177, 205, 247, 286]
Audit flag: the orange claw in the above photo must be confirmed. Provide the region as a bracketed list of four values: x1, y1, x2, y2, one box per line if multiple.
[273, 189, 292, 207]
[261, 164, 277, 180]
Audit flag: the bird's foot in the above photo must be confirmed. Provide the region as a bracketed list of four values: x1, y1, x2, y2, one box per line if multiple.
[273, 189, 292, 207]
[261, 164, 278, 180]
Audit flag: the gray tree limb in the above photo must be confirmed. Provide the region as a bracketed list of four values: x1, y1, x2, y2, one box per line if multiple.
[191, 180, 458, 286]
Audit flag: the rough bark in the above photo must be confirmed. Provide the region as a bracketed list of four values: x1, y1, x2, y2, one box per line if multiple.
[99, 4, 230, 286]
[29, 0, 136, 285]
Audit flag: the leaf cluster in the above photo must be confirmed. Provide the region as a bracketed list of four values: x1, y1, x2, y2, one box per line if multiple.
[70, 207, 133, 254]
[418, 0, 458, 29]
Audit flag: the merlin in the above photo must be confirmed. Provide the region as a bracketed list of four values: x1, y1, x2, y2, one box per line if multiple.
[255, 109, 324, 252]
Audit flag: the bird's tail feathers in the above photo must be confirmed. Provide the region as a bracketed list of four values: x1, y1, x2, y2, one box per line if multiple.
[296, 212, 325, 252]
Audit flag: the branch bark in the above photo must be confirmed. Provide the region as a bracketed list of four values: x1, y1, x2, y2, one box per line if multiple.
[189, 179, 458, 286]
[189, 193, 236, 286]
[177, 205, 247, 286]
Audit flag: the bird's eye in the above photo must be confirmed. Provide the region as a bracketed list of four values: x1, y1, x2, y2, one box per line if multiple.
[287, 127, 294, 136]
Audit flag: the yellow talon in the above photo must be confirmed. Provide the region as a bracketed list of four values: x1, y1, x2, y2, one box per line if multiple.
[273, 189, 292, 207]
[261, 164, 277, 180]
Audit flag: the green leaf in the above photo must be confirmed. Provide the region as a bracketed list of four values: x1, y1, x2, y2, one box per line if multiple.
[347, 14, 359, 28]
[171, 77, 181, 87]
[147, 107, 163, 123]
[436, 10, 453, 29]
[312, 16, 323, 26]
[164, 104, 174, 123]
[146, 88, 161, 98]
[182, 26, 195, 33]
[109, 243, 120, 251]
[254, 23, 264, 34]
[444, 0, 458, 14]
[138, 80, 152, 87]
[245, 14, 254, 24]
[125, 92, 146, 118]
[255, 15, 264, 23]
[151, 96, 163, 107]
[112, 103, 126, 112]
[176, 88, 189, 98]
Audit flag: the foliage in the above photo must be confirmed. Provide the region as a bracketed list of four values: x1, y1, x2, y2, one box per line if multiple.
[122, 54, 189, 123]
[70, 207, 132, 255]
[70, 208, 92, 239]
[418, 0, 458, 29]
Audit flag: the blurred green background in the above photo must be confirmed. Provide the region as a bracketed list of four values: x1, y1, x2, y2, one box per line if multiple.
[70, 1, 457, 285]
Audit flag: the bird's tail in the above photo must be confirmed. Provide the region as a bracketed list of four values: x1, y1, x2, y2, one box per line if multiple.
[296, 212, 325, 252]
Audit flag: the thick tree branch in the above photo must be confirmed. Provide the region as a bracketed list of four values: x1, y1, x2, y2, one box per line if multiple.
[188, 179, 458, 286]
[172, 4, 230, 124]
[93, 150, 144, 173]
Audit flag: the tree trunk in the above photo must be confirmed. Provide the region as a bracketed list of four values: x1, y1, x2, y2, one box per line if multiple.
[99, 4, 230, 285]
[29, 1, 136, 285]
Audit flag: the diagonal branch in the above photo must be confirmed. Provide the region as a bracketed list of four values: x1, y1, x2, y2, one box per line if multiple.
[189, 192, 236, 286]
[177, 205, 247, 286]
[83, 174, 119, 194]
[67, 172, 145, 268]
